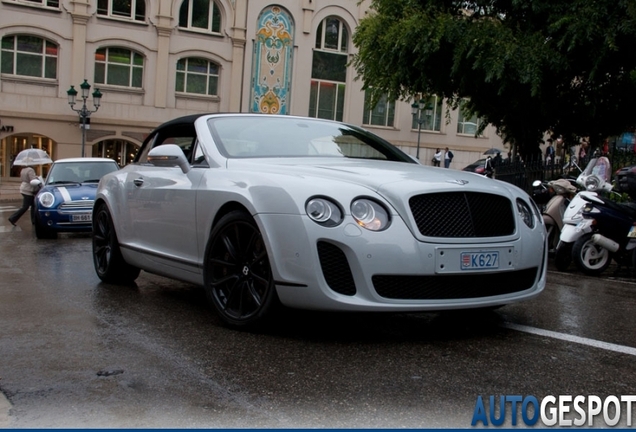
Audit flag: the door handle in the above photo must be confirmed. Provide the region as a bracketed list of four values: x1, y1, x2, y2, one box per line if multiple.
[133, 178, 144, 187]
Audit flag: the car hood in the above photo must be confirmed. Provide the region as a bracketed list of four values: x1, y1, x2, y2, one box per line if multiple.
[40, 183, 98, 203]
[227, 158, 520, 198]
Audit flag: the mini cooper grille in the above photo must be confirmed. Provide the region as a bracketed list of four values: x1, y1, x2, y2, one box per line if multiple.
[317, 241, 356, 296]
[409, 192, 515, 237]
[372, 267, 538, 300]
[59, 200, 95, 211]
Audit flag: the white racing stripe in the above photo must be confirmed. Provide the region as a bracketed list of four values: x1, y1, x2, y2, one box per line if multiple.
[57, 186, 72, 202]
[503, 322, 636, 357]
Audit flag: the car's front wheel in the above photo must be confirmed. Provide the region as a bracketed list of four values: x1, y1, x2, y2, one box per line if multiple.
[203, 210, 279, 328]
[92, 202, 140, 284]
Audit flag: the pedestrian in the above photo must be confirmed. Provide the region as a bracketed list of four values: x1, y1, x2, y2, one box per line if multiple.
[444, 147, 454, 168]
[484, 156, 494, 178]
[493, 151, 502, 168]
[8, 163, 40, 226]
[432, 148, 442, 167]
[545, 139, 555, 165]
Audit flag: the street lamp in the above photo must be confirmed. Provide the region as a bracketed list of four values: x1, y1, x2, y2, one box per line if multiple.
[411, 99, 427, 160]
[67, 79, 102, 158]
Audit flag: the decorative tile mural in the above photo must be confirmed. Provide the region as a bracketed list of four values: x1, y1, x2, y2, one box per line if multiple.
[250, 6, 294, 115]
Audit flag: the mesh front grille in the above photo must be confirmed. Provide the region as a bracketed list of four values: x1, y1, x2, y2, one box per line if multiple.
[409, 192, 515, 237]
[317, 241, 356, 296]
[373, 268, 538, 300]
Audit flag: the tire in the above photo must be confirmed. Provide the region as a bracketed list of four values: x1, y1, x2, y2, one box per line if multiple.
[545, 223, 558, 255]
[34, 218, 57, 239]
[92, 202, 140, 284]
[203, 210, 279, 328]
[572, 233, 612, 276]
[554, 242, 572, 271]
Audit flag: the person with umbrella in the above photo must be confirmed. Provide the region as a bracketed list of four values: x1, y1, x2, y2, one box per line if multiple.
[8, 149, 50, 226]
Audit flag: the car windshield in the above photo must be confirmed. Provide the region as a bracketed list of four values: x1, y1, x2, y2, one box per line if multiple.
[46, 161, 119, 184]
[207, 116, 414, 162]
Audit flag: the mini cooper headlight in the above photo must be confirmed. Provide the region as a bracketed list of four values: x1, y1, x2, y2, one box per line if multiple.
[306, 197, 343, 227]
[351, 198, 390, 231]
[516, 198, 535, 229]
[38, 192, 55, 208]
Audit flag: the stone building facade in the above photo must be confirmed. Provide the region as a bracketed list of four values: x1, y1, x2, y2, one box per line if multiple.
[0, 0, 505, 190]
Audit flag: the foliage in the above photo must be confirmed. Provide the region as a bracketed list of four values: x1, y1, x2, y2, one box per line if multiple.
[352, 0, 636, 158]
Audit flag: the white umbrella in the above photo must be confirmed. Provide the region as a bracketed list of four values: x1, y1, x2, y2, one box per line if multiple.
[12, 148, 53, 166]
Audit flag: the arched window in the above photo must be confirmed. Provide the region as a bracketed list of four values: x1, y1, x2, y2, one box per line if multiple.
[97, 0, 146, 21]
[176, 57, 219, 96]
[179, 0, 221, 33]
[1, 35, 57, 79]
[309, 17, 348, 121]
[94, 47, 144, 88]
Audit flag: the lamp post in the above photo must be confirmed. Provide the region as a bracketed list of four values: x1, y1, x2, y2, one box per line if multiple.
[67, 80, 102, 158]
[410, 99, 427, 160]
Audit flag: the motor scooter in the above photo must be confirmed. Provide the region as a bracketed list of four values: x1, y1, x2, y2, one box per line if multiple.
[554, 156, 613, 271]
[532, 178, 577, 255]
[573, 193, 636, 276]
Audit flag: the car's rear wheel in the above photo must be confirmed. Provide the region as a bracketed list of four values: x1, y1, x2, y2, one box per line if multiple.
[203, 210, 279, 328]
[92, 202, 140, 284]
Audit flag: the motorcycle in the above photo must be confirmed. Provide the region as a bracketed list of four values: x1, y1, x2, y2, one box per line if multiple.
[532, 178, 577, 255]
[573, 191, 636, 276]
[554, 156, 613, 271]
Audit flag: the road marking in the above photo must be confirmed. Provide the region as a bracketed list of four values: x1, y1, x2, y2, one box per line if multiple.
[0, 226, 21, 232]
[0, 208, 18, 213]
[503, 322, 636, 357]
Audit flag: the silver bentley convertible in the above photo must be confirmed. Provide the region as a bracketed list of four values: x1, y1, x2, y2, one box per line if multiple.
[92, 113, 547, 327]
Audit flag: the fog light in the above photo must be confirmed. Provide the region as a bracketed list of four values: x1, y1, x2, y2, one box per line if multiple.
[47, 221, 53, 226]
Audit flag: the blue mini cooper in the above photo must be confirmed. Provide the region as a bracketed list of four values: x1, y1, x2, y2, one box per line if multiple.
[33, 158, 119, 239]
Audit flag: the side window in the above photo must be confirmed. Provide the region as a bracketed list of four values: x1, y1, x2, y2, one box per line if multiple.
[192, 140, 208, 166]
[136, 125, 197, 164]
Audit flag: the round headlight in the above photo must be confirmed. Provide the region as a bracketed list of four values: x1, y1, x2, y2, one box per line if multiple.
[351, 198, 390, 231]
[516, 198, 535, 229]
[306, 197, 342, 227]
[39, 191, 55, 208]
[585, 175, 601, 191]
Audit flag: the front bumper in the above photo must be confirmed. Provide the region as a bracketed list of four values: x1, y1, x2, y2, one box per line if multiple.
[257, 213, 547, 312]
[35, 207, 93, 232]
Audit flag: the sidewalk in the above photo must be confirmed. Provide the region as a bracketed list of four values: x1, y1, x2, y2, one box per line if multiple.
[0, 181, 20, 202]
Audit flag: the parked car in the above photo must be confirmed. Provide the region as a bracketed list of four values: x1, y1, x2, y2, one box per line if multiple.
[92, 114, 547, 328]
[33, 158, 119, 239]
[463, 158, 487, 175]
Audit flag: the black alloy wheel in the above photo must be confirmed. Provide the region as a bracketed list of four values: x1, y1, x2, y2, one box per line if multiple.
[92, 202, 140, 284]
[203, 211, 279, 328]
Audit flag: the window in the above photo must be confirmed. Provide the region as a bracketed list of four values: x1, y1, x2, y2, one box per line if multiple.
[176, 58, 219, 96]
[363, 92, 395, 127]
[94, 47, 144, 88]
[411, 95, 443, 132]
[97, 0, 146, 22]
[1, 35, 57, 79]
[179, 0, 221, 33]
[457, 101, 482, 135]
[12, 0, 59, 7]
[309, 17, 348, 121]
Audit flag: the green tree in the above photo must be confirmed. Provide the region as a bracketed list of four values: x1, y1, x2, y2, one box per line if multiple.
[352, 0, 636, 159]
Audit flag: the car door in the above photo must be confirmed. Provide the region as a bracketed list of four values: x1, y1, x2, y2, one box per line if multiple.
[126, 124, 206, 274]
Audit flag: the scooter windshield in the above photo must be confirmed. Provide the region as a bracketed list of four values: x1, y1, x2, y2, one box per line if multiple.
[578, 157, 611, 183]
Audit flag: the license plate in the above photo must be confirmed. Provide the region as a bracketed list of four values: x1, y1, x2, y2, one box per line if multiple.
[72, 213, 91, 222]
[461, 251, 499, 270]
[629, 226, 636, 238]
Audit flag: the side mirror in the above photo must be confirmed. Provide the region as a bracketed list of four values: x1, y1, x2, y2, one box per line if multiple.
[532, 180, 542, 187]
[147, 144, 190, 174]
[30, 178, 42, 187]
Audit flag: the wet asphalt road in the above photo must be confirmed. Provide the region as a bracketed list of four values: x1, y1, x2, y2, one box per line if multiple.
[1, 201, 635, 428]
